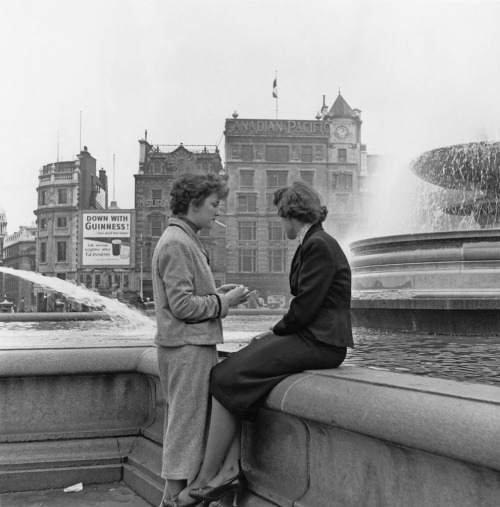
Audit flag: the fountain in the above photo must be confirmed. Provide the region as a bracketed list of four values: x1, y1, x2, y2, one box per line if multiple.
[1, 222, 500, 505]
[0, 296, 13, 313]
[0, 266, 154, 327]
[350, 141, 500, 334]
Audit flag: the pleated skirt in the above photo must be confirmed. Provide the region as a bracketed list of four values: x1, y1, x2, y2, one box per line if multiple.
[210, 331, 347, 421]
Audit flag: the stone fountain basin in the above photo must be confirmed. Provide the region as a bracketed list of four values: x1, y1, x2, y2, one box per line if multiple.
[349, 229, 500, 334]
[411, 141, 500, 190]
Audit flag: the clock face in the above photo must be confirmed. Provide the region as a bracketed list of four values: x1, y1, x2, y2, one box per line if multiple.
[334, 125, 350, 141]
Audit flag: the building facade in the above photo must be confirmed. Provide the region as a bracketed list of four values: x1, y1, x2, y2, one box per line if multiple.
[0, 204, 8, 297]
[134, 140, 226, 300]
[2, 225, 37, 309]
[223, 93, 368, 305]
[34, 147, 120, 294]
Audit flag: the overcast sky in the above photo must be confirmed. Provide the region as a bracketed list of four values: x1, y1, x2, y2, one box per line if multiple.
[1, 0, 499, 233]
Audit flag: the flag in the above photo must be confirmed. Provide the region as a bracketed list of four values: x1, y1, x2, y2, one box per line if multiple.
[272, 77, 277, 98]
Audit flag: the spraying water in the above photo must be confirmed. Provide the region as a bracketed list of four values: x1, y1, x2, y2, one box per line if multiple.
[0, 266, 156, 332]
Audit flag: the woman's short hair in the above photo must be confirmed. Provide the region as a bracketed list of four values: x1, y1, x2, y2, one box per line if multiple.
[273, 181, 328, 223]
[170, 173, 229, 215]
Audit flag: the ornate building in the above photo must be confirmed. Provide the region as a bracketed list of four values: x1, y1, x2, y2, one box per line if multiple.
[223, 93, 368, 305]
[34, 147, 113, 291]
[0, 204, 8, 297]
[2, 225, 36, 309]
[134, 139, 226, 300]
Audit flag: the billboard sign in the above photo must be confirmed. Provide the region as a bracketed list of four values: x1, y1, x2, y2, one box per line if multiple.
[80, 211, 134, 267]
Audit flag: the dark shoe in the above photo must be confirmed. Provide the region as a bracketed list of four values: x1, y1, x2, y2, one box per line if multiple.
[189, 460, 247, 507]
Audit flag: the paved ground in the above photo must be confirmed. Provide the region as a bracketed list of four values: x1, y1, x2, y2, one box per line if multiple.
[0, 482, 154, 507]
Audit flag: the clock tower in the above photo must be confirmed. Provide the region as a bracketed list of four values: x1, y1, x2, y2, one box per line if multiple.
[321, 92, 367, 239]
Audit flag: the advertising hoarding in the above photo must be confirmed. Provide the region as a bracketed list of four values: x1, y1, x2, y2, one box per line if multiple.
[80, 211, 135, 268]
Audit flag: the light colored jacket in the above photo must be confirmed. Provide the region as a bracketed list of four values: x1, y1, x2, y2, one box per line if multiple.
[152, 217, 229, 347]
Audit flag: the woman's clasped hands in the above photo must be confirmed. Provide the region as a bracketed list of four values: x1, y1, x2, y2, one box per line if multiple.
[217, 284, 251, 307]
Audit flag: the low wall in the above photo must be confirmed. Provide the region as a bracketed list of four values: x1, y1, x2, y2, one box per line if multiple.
[351, 297, 500, 334]
[0, 340, 499, 506]
[0, 311, 110, 322]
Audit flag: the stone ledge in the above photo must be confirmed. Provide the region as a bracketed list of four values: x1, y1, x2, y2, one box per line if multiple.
[266, 366, 500, 473]
[0, 346, 150, 377]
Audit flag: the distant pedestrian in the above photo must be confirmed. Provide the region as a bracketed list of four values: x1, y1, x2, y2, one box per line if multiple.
[19, 297, 25, 313]
[46, 293, 56, 312]
[111, 283, 125, 302]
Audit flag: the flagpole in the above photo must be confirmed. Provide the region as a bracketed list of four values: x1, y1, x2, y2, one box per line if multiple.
[273, 71, 278, 119]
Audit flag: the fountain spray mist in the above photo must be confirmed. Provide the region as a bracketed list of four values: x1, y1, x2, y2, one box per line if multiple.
[0, 266, 156, 331]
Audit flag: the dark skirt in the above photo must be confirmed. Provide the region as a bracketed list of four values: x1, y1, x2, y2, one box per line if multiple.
[209, 331, 347, 421]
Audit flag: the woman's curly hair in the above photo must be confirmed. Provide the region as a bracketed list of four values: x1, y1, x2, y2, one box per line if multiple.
[273, 180, 328, 223]
[170, 173, 229, 215]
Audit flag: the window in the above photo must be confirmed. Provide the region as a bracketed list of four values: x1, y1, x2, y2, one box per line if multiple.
[153, 161, 162, 174]
[151, 218, 163, 237]
[56, 273, 66, 280]
[40, 242, 47, 263]
[241, 145, 253, 162]
[238, 220, 256, 241]
[114, 275, 121, 285]
[332, 173, 353, 189]
[338, 149, 347, 163]
[266, 193, 277, 212]
[58, 189, 68, 204]
[95, 274, 101, 288]
[86, 274, 92, 288]
[267, 171, 287, 188]
[300, 171, 314, 186]
[266, 146, 289, 162]
[240, 171, 254, 188]
[238, 248, 256, 272]
[268, 248, 287, 272]
[40, 218, 47, 229]
[301, 146, 313, 163]
[40, 190, 47, 206]
[151, 189, 162, 200]
[237, 194, 257, 212]
[269, 221, 285, 241]
[57, 241, 67, 262]
[56, 217, 67, 228]
[151, 189, 163, 207]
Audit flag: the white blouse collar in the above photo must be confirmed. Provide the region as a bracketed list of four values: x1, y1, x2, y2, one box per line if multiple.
[297, 223, 313, 244]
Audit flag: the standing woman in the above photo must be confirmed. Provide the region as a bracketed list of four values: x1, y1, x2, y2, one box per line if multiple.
[169, 180, 354, 507]
[153, 173, 249, 507]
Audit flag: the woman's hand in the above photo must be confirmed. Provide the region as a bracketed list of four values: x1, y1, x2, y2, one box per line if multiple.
[226, 285, 250, 307]
[217, 284, 239, 294]
[250, 330, 274, 343]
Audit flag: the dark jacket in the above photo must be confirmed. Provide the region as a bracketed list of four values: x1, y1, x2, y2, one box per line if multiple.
[273, 222, 354, 348]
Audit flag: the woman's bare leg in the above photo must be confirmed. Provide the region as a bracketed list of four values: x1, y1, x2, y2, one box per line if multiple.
[160, 479, 186, 506]
[176, 398, 240, 504]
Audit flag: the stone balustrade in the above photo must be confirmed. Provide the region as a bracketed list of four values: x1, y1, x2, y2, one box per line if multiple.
[0, 340, 499, 506]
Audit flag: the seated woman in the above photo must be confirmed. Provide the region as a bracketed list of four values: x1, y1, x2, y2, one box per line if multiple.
[166, 180, 354, 507]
